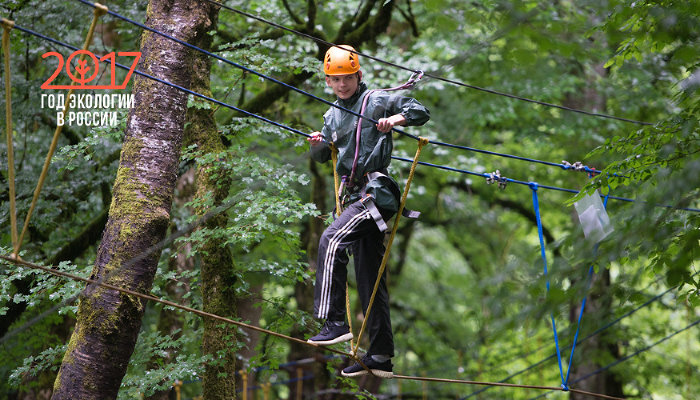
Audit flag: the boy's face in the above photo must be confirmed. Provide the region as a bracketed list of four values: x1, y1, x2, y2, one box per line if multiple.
[325, 72, 362, 100]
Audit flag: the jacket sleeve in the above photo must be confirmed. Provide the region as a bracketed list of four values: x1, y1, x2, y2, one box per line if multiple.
[310, 120, 332, 163]
[388, 94, 431, 127]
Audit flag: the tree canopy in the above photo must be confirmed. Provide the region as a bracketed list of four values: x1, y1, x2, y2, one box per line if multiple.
[0, 0, 698, 399]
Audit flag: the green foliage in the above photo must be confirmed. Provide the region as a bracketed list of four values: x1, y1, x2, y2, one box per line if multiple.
[1, 0, 699, 398]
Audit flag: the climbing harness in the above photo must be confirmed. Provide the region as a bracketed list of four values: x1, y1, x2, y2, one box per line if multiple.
[328, 72, 424, 347]
[338, 71, 424, 232]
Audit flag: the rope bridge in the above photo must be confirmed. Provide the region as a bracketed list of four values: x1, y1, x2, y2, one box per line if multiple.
[2, 2, 697, 399]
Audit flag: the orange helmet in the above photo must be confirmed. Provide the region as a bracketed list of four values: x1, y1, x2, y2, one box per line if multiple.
[323, 45, 360, 75]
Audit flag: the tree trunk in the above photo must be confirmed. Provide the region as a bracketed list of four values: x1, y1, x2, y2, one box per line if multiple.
[51, 1, 214, 398]
[569, 269, 624, 399]
[182, 3, 240, 398]
[145, 170, 196, 400]
[565, 59, 624, 398]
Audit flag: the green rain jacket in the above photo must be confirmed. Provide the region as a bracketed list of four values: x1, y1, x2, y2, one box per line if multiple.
[311, 81, 430, 211]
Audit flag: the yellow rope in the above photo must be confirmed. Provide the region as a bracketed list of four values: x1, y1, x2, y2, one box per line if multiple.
[353, 137, 429, 355]
[2, 19, 18, 257]
[14, 4, 107, 256]
[330, 143, 341, 217]
[0, 255, 625, 400]
[345, 281, 354, 348]
[241, 369, 248, 400]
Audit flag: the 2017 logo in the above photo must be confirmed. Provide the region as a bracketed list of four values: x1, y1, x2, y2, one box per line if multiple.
[41, 50, 141, 90]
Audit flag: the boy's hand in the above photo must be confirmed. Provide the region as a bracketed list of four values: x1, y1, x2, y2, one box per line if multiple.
[376, 114, 406, 133]
[307, 131, 324, 144]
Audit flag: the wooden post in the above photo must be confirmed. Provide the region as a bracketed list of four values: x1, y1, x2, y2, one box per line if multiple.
[262, 382, 270, 400]
[173, 380, 182, 400]
[241, 370, 248, 400]
[295, 368, 303, 400]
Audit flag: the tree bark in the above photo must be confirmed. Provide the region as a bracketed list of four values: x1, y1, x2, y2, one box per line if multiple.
[565, 56, 623, 398]
[182, 3, 240, 398]
[51, 1, 214, 398]
[144, 170, 195, 400]
[569, 269, 624, 399]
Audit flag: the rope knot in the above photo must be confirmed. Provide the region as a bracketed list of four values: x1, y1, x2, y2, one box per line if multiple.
[94, 2, 109, 17]
[1, 18, 15, 31]
[561, 384, 569, 391]
[528, 181, 539, 191]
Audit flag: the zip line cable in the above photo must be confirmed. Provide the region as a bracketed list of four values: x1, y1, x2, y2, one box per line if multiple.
[469, 270, 694, 390]
[1, 23, 594, 200]
[1, 21, 696, 397]
[526, 318, 700, 400]
[0, 254, 626, 400]
[392, 157, 700, 212]
[9, 21, 699, 214]
[74, 0, 615, 176]
[198, 0, 653, 127]
[461, 272, 699, 399]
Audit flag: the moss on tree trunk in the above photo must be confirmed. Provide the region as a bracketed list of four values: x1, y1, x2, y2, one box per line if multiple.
[51, 1, 219, 399]
[183, 3, 239, 398]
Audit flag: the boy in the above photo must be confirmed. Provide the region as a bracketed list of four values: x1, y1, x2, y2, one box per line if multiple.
[307, 45, 430, 378]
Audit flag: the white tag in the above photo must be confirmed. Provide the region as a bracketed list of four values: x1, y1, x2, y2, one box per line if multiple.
[574, 191, 614, 243]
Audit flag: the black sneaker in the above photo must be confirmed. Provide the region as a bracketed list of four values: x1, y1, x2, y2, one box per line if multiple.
[307, 321, 353, 345]
[341, 354, 393, 379]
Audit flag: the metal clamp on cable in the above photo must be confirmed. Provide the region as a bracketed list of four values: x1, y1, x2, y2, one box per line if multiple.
[562, 160, 587, 171]
[405, 70, 424, 88]
[486, 170, 507, 190]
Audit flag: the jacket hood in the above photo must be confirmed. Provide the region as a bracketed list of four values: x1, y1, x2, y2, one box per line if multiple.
[337, 81, 368, 108]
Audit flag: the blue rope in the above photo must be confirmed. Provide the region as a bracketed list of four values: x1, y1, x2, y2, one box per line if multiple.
[526, 318, 700, 400]
[10, 18, 698, 221]
[461, 272, 695, 399]
[14, 22, 643, 205]
[562, 191, 610, 385]
[200, 0, 655, 127]
[530, 183, 568, 390]
[73, 0, 616, 175]
[460, 271, 695, 399]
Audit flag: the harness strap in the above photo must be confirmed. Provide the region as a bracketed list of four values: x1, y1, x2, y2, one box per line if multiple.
[366, 170, 421, 219]
[361, 195, 388, 233]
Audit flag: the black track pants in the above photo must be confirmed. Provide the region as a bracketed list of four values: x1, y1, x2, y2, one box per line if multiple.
[313, 200, 395, 356]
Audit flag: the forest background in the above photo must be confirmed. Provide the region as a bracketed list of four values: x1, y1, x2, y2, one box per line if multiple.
[0, 0, 698, 399]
